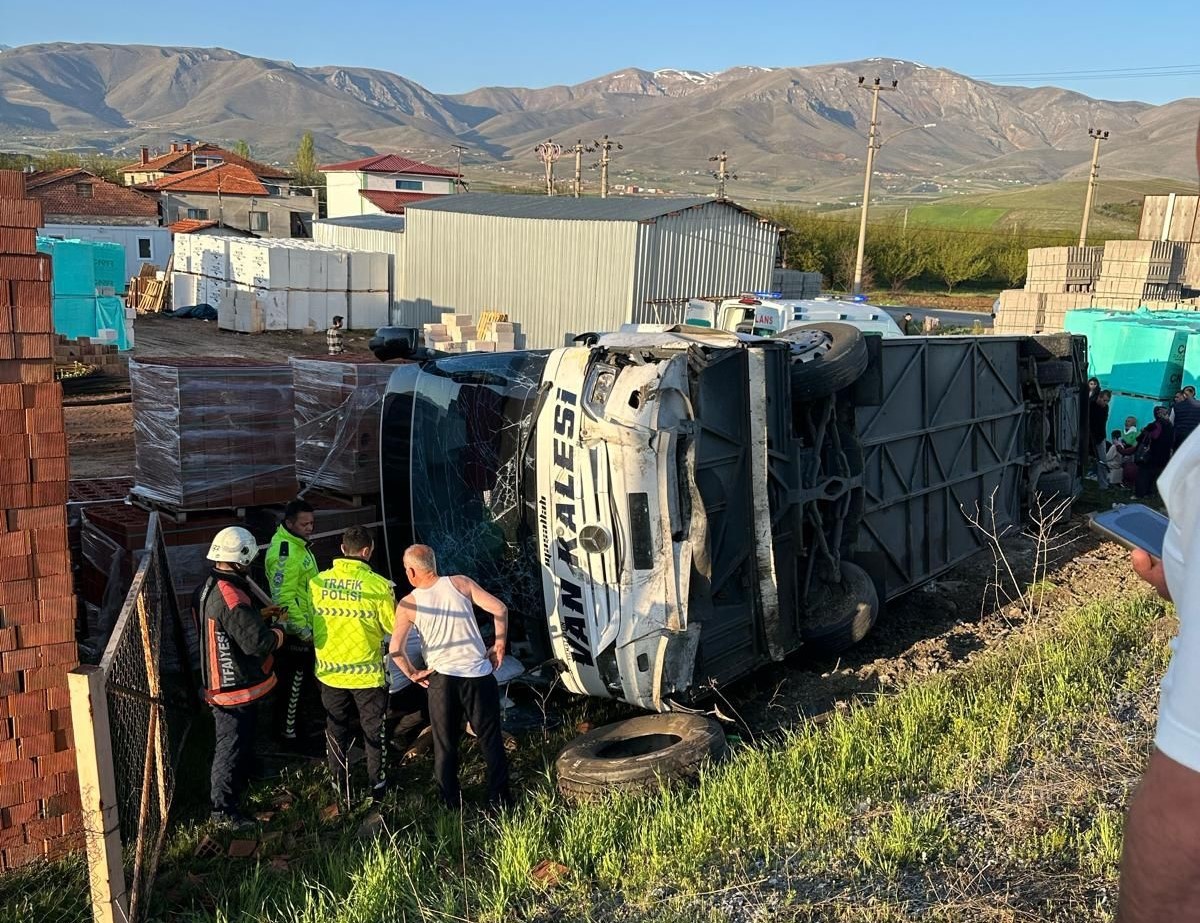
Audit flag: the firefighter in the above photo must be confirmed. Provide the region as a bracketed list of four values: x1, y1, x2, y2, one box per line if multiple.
[310, 525, 396, 803]
[265, 499, 319, 742]
[193, 526, 286, 827]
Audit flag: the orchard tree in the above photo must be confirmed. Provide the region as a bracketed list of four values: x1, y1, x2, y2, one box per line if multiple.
[928, 230, 990, 294]
[867, 223, 930, 292]
[232, 139, 251, 159]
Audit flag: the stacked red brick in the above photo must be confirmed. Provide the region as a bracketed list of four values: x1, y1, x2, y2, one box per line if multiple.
[0, 171, 83, 871]
[292, 355, 401, 496]
[129, 357, 297, 511]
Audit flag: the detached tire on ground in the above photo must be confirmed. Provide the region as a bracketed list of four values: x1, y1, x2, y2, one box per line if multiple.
[783, 323, 870, 401]
[801, 561, 880, 656]
[1034, 360, 1074, 386]
[555, 713, 727, 802]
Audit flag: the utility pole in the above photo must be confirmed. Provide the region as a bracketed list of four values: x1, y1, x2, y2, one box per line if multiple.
[852, 76, 898, 296]
[450, 143, 468, 193]
[593, 135, 622, 199]
[708, 151, 737, 198]
[1079, 128, 1110, 246]
[568, 140, 594, 198]
[534, 139, 563, 195]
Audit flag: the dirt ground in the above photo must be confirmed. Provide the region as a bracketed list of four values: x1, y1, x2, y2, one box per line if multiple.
[726, 521, 1138, 735]
[65, 315, 377, 479]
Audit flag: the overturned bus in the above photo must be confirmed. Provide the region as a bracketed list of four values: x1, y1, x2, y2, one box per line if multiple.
[377, 324, 1086, 717]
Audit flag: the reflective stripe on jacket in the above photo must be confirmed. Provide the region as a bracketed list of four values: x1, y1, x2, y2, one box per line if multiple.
[310, 558, 396, 689]
[192, 569, 284, 707]
[265, 525, 319, 633]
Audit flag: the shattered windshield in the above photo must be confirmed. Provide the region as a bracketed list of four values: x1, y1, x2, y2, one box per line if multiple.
[382, 351, 550, 657]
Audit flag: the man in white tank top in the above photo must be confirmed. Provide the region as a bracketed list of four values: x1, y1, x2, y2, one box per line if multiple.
[389, 544, 513, 810]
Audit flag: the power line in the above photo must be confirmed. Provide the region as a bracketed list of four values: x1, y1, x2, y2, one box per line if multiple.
[973, 62, 1200, 79]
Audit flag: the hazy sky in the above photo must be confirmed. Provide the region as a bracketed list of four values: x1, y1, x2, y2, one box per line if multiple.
[3, 0, 1197, 103]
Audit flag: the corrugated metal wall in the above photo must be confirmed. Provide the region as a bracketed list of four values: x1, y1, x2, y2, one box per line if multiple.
[631, 205, 779, 325]
[398, 211, 638, 348]
[312, 222, 406, 323]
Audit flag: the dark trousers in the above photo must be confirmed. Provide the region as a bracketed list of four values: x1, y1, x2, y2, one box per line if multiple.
[320, 683, 388, 795]
[274, 641, 315, 740]
[210, 702, 257, 815]
[389, 683, 429, 750]
[1135, 463, 1165, 499]
[427, 673, 510, 808]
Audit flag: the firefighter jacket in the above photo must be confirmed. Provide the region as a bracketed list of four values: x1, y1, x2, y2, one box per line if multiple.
[193, 569, 285, 707]
[265, 524, 319, 634]
[310, 558, 396, 689]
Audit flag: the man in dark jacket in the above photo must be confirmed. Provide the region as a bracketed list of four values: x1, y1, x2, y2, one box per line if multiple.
[1090, 390, 1112, 486]
[1171, 388, 1200, 452]
[1135, 407, 1175, 500]
[193, 526, 287, 826]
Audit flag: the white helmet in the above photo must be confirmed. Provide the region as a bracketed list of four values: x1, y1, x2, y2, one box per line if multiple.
[206, 527, 259, 565]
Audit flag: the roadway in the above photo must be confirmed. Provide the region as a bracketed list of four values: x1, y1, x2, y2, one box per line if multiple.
[881, 305, 994, 331]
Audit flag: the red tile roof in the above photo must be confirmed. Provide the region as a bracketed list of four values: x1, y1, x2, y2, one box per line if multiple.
[144, 163, 269, 196]
[321, 154, 461, 178]
[26, 169, 159, 219]
[167, 218, 220, 233]
[120, 143, 292, 180]
[358, 189, 444, 214]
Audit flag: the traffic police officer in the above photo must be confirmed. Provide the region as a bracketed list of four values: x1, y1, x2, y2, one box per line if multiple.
[310, 525, 396, 802]
[265, 499, 319, 740]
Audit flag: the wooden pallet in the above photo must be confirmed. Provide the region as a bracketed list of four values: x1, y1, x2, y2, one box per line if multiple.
[128, 492, 249, 524]
[135, 255, 173, 313]
[476, 310, 508, 341]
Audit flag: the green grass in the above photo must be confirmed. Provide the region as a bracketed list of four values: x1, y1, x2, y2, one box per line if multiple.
[901, 204, 1008, 230]
[11, 592, 1170, 922]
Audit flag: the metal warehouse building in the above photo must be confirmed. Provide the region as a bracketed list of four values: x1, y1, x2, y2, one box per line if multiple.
[397, 194, 781, 349]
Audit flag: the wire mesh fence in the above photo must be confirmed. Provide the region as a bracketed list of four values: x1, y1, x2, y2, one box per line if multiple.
[71, 512, 200, 923]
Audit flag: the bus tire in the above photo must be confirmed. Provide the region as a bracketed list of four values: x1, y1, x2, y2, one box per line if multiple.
[555, 713, 727, 802]
[787, 323, 870, 401]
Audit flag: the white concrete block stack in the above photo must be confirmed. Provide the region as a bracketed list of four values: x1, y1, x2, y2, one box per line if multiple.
[171, 236, 389, 332]
[422, 313, 522, 354]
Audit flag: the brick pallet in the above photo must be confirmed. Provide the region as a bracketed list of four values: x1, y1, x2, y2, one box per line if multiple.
[292, 355, 400, 497]
[54, 335, 128, 380]
[129, 356, 297, 512]
[1025, 246, 1103, 294]
[0, 171, 84, 872]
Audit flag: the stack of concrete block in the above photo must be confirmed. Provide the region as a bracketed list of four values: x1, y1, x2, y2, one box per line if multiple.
[174, 237, 388, 333]
[995, 290, 1097, 335]
[0, 170, 83, 871]
[1025, 246, 1103, 293]
[54, 335, 129, 379]
[994, 290, 1046, 334]
[129, 357, 297, 511]
[770, 269, 823, 299]
[424, 313, 474, 353]
[423, 313, 521, 354]
[1041, 292, 1094, 332]
[1138, 195, 1200, 243]
[1093, 240, 1189, 307]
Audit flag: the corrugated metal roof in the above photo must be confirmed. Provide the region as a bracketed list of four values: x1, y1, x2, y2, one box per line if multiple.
[404, 193, 752, 222]
[315, 214, 407, 232]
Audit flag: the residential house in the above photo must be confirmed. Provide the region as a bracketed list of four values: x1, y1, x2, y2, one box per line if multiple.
[27, 168, 169, 281]
[166, 218, 254, 238]
[320, 154, 460, 219]
[121, 141, 293, 189]
[144, 163, 317, 239]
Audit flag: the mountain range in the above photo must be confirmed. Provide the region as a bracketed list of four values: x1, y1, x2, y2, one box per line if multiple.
[0, 42, 1197, 200]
